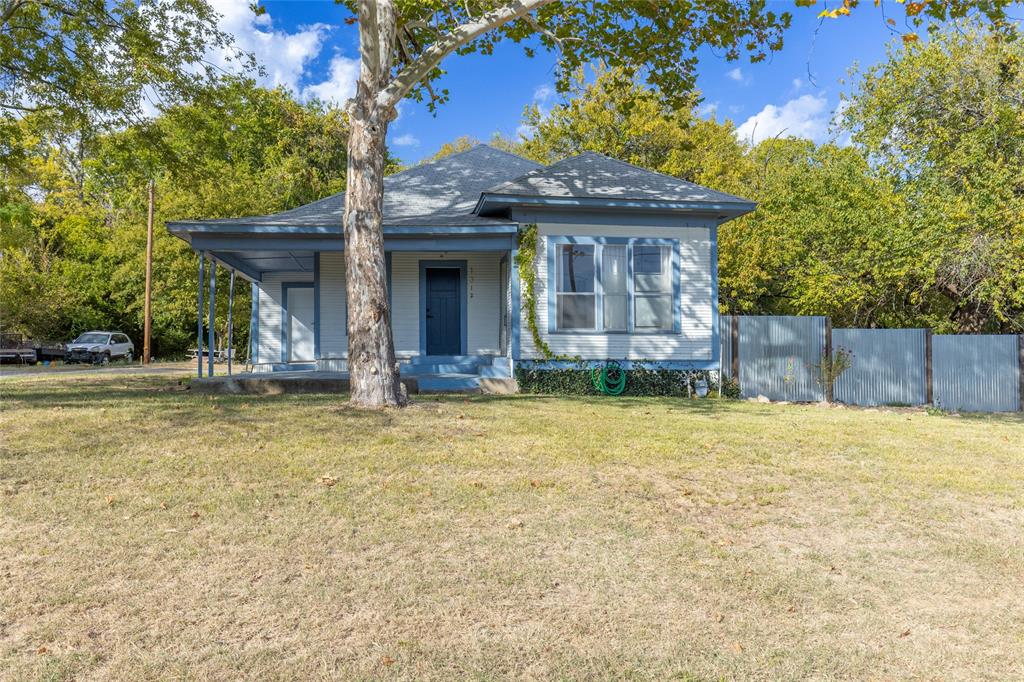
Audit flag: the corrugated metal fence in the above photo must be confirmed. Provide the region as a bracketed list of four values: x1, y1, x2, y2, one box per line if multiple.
[932, 335, 1021, 412]
[833, 328, 928, 407]
[722, 315, 1022, 412]
[722, 315, 827, 402]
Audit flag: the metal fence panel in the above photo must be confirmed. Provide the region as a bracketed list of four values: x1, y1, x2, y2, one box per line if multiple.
[738, 316, 826, 401]
[720, 315, 734, 380]
[833, 328, 928, 406]
[932, 335, 1021, 412]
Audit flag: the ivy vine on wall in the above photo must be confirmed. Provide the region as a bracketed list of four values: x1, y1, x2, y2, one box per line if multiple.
[515, 223, 557, 360]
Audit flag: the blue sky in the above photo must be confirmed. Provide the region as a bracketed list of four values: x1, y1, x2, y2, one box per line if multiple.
[210, 1, 906, 163]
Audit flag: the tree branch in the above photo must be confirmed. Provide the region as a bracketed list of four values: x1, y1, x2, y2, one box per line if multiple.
[376, 0, 556, 110]
[0, 0, 31, 28]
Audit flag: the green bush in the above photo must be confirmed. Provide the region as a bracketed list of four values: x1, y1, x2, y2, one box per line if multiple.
[515, 362, 733, 398]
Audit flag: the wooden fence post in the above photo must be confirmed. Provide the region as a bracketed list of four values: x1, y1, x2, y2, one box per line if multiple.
[925, 329, 933, 406]
[824, 317, 833, 403]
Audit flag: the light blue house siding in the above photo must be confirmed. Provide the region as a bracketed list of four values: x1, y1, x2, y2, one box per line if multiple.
[250, 222, 716, 371]
[514, 213, 718, 369]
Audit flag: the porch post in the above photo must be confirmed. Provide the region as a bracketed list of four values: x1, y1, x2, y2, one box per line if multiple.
[197, 253, 205, 378]
[250, 282, 259, 366]
[208, 259, 216, 377]
[509, 245, 520, 374]
[226, 270, 235, 375]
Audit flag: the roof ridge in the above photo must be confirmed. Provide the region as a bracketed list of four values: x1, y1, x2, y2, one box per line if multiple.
[412, 142, 536, 169]
[574, 151, 753, 203]
[490, 149, 751, 205]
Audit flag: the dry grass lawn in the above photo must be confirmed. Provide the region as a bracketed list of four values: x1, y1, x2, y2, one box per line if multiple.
[2, 371, 1023, 680]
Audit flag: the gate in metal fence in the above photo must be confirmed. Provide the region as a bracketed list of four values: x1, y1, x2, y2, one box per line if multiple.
[721, 315, 1022, 412]
[833, 328, 928, 407]
[932, 335, 1021, 412]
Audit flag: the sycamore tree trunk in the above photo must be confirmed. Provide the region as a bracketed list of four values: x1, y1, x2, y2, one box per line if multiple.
[342, 0, 548, 408]
[344, 86, 404, 407]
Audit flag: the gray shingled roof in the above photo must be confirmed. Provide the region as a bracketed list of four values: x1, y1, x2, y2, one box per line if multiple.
[169, 145, 542, 231]
[483, 151, 753, 206]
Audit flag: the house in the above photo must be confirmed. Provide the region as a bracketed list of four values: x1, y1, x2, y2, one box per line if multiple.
[168, 145, 755, 390]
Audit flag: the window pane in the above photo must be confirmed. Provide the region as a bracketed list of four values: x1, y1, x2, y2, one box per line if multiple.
[635, 294, 673, 330]
[602, 245, 627, 294]
[557, 294, 595, 329]
[558, 244, 594, 293]
[604, 294, 627, 330]
[634, 245, 670, 293]
[633, 245, 664, 275]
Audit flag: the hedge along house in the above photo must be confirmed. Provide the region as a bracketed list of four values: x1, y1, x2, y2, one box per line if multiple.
[168, 145, 754, 391]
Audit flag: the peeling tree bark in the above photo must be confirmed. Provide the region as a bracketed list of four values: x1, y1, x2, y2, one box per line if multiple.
[344, 0, 404, 408]
[342, 0, 554, 408]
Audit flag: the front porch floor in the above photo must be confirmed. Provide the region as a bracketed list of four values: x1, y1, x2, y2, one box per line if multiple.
[190, 369, 518, 396]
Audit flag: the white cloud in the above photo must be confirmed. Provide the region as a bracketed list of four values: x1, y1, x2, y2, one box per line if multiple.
[727, 67, 745, 82]
[791, 78, 803, 91]
[392, 133, 420, 147]
[696, 101, 719, 119]
[206, 0, 334, 95]
[532, 83, 554, 106]
[516, 83, 557, 139]
[735, 94, 830, 145]
[302, 53, 360, 105]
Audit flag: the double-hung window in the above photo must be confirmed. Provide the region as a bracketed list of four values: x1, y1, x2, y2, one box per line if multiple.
[632, 245, 673, 331]
[551, 238, 678, 334]
[555, 244, 596, 330]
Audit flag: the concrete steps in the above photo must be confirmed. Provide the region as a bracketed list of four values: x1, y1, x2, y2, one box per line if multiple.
[400, 355, 513, 393]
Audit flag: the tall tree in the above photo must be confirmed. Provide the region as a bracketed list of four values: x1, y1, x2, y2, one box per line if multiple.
[841, 23, 1024, 332]
[337, 0, 1017, 408]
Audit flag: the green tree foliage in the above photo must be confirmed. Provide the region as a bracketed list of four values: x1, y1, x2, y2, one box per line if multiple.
[841, 24, 1024, 332]
[0, 0, 248, 132]
[0, 81, 355, 355]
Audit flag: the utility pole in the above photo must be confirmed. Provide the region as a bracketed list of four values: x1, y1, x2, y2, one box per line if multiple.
[143, 178, 155, 364]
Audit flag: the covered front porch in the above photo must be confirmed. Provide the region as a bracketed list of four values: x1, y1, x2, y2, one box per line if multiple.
[183, 225, 519, 390]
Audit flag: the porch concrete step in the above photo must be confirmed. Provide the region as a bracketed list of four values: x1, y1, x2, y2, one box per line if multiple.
[401, 361, 480, 376]
[417, 373, 481, 393]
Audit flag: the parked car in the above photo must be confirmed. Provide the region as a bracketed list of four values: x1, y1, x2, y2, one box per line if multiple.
[66, 331, 134, 364]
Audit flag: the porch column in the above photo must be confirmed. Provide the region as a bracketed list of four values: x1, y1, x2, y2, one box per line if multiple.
[509, 246, 520, 371]
[207, 259, 216, 377]
[197, 253, 205, 378]
[226, 270, 235, 375]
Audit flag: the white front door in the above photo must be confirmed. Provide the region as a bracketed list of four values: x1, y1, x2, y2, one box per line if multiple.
[287, 288, 315, 361]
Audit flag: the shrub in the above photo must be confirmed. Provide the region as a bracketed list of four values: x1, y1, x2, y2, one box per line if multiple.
[515, 362, 733, 398]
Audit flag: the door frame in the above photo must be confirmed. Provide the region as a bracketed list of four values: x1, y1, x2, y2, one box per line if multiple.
[418, 260, 467, 356]
[280, 281, 316, 362]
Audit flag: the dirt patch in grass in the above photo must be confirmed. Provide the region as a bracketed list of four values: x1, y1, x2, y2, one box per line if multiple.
[2, 373, 1023, 679]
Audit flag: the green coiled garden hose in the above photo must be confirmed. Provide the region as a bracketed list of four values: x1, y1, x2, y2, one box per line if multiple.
[591, 361, 627, 395]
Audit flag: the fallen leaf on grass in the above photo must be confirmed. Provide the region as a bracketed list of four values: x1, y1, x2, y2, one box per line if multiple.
[730, 642, 743, 654]
[190, 511, 201, 519]
[319, 475, 338, 487]
[36, 646, 48, 655]
[715, 613, 724, 623]
[899, 628, 911, 638]
[506, 519, 524, 530]
[105, 496, 115, 507]
[381, 655, 396, 666]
